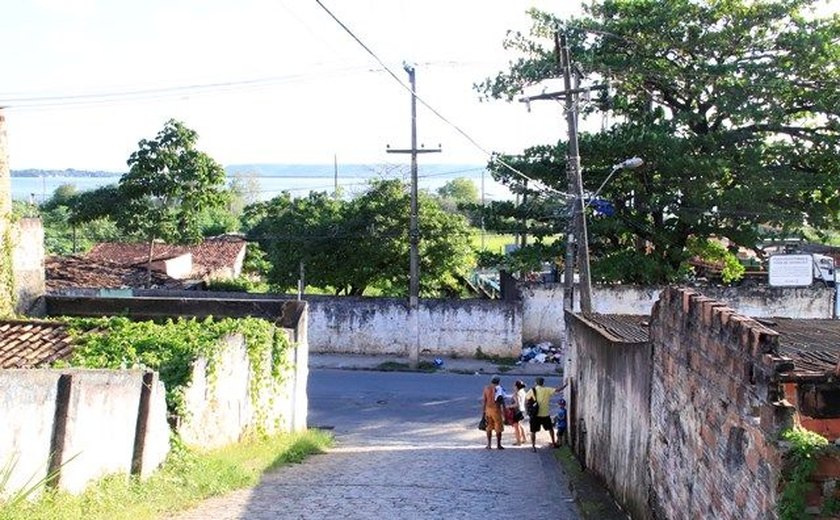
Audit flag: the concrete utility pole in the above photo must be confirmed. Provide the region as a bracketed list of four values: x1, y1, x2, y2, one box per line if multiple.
[521, 33, 607, 313]
[560, 33, 592, 314]
[386, 63, 441, 367]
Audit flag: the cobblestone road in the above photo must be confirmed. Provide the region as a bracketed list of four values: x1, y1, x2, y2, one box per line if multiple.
[169, 370, 581, 520]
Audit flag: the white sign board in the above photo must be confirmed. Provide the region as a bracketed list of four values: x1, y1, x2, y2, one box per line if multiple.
[768, 255, 813, 287]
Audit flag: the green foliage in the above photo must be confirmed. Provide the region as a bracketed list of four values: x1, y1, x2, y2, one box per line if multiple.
[476, 0, 840, 283]
[109, 119, 228, 275]
[778, 427, 830, 520]
[0, 430, 332, 519]
[247, 178, 474, 297]
[0, 214, 16, 317]
[435, 177, 481, 224]
[20, 184, 123, 256]
[685, 237, 746, 284]
[206, 276, 268, 293]
[65, 316, 289, 419]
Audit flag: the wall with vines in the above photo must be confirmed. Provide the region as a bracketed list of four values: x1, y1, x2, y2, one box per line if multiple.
[65, 315, 299, 446]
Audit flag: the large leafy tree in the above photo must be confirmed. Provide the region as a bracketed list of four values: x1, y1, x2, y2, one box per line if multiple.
[246, 179, 473, 296]
[477, 0, 840, 283]
[22, 184, 121, 255]
[117, 120, 228, 280]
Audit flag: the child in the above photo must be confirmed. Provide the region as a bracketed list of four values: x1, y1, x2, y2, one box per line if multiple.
[553, 398, 568, 447]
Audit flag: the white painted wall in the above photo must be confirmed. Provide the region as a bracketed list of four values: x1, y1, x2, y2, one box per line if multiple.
[12, 217, 45, 315]
[0, 369, 169, 498]
[521, 283, 834, 344]
[179, 329, 307, 449]
[308, 298, 521, 358]
[0, 371, 60, 499]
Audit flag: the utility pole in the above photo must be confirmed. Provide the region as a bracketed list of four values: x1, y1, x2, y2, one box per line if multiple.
[561, 33, 592, 314]
[521, 33, 606, 313]
[386, 63, 441, 367]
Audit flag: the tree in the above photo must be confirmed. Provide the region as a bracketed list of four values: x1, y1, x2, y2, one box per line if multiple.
[33, 185, 121, 255]
[247, 179, 474, 296]
[476, 0, 840, 283]
[435, 177, 481, 225]
[118, 119, 228, 281]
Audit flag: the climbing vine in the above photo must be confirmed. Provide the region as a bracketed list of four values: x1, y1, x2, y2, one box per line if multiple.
[64, 316, 291, 424]
[0, 214, 17, 317]
[778, 427, 830, 520]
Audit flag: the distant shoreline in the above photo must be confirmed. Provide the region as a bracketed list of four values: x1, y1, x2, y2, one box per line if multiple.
[11, 163, 486, 179]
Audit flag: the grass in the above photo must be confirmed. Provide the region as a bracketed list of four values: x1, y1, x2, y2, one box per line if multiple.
[471, 233, 514, 254]
[0, 429, 332, 520]
[474, 347, 518, 366]
[375, 361, 439, 373]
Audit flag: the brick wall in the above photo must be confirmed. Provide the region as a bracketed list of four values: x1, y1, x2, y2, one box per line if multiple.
[648, 287, 794, 519]
[807, 448, 840, 515]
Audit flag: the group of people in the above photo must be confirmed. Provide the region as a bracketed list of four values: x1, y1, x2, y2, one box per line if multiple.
[481, 375, 568, 452]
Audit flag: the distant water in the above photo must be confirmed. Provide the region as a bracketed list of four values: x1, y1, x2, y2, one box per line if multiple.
[11, 164, 514, 203]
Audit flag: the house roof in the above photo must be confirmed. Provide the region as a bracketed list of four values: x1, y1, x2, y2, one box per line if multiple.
[46, 255, 183, 291]
[0, 320, 75, 368]
[576, 312, 839, 379]
[85, 236, 246, 278]
[756, 318, 840, 377]
[575, 313, 650, 344]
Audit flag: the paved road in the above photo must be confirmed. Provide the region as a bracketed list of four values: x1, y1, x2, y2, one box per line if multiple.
[169, 369, 580, 519]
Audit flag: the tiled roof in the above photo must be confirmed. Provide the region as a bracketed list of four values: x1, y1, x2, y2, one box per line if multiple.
[46, 255, 183, 291]
[577, 313, 839, 377]
[757, 318, 840, 376]
[577, 313, 650, 343]
[86, 242, 190, 265]
[0, 320, 75, 368]
[189, 236, 247, 276]
[85, 236, 246, 278]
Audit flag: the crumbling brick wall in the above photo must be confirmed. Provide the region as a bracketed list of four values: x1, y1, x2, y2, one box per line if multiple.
[648, 287, 794, 519]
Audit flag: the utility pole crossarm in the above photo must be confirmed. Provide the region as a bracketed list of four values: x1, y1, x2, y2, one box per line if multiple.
[519, 83, 608, 103]
[386, 148, 441, 154]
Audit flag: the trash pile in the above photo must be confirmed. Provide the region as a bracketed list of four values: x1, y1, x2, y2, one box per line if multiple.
[517, 341, 563, 364]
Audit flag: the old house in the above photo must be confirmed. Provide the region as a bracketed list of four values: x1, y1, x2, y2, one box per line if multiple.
[84, 235, 247, 282]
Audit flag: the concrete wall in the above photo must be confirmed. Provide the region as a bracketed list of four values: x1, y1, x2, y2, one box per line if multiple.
[0, 109, 12, 317]
[0, 371, 60, 498]
[0, 369, 169, 498]
[567, 314, 652, 519]
[179, 329, 307, 449]
[647, 287, 793, 520]
[523, 284, 834, 344]
[12, 217, 45, 316]
[155, 253, 192, 280]
[307, 297, 521, 358]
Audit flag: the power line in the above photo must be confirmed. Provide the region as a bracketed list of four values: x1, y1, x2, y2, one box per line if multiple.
[313, 0, 573, 201]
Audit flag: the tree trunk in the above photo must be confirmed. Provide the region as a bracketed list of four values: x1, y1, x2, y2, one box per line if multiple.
[146, 237, 155, 288]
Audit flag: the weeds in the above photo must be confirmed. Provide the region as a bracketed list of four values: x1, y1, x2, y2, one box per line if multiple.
[0, 429, 332, 520]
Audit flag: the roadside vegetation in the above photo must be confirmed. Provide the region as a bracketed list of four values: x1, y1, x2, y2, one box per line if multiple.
[0, 429, 332, 520]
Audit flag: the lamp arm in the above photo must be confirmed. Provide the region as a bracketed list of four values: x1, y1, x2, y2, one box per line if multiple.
[586, 165, 621, 208]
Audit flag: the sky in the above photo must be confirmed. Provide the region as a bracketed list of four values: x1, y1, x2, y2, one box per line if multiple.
[0, 0, 584, 171]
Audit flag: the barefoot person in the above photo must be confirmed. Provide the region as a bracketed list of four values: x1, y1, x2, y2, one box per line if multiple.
[481, 376, 505, 450]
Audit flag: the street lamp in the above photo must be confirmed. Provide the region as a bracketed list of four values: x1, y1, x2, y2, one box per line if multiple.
[588, 157, 644, 207]
[577, 156, 644, 313]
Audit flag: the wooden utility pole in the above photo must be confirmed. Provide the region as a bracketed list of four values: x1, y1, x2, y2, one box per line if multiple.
[386, 63, 441, 367]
